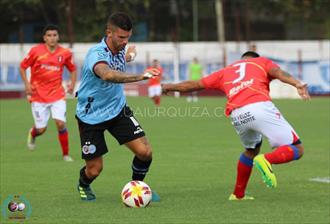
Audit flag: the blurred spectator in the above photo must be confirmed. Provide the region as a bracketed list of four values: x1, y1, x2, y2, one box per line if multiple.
[187, 57, 203, 102]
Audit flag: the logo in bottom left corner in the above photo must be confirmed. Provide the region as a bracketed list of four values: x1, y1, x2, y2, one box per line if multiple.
[1, 195, 32, 221]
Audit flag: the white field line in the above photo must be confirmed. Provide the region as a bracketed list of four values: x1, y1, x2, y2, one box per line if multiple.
[309, 177, 330, 183]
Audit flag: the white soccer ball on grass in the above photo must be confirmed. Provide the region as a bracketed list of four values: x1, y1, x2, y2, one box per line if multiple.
[121, 180, 152, 208]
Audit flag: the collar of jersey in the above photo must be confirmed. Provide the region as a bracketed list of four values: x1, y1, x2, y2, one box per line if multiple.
[101, 36, 125, 56]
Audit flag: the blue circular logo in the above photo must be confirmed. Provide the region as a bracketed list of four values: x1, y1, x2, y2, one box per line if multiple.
[89, 145, 96, 154]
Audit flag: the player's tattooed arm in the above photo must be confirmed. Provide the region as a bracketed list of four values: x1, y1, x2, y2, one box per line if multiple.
[94, 63, 159, 83]
[162, 80, 204, 94]
[269, 67, 311, 100]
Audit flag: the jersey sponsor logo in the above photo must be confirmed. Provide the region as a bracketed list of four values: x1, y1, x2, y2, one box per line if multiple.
[58, 56, 63, 62]
[228, 78, 254, 97]
[40, 64, 61, 71]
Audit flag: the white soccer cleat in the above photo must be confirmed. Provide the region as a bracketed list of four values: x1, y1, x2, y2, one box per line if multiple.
[27, 128, 36, 151]
[63, 155, 74, 162]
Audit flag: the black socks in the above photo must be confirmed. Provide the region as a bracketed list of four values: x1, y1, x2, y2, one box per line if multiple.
[79, 166, 96, 187]
[131, 156, 152, 181]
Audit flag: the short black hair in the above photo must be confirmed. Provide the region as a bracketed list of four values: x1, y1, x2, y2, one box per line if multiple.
[107, 12, 132, 31]
[42, 24, 60, 35]
[241, 51, 260, 59]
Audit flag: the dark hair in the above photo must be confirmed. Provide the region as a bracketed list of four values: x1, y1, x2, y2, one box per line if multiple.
[107, 12, 132, 31]
[241, 51, 260, 58]
[42, 24, 60, 35]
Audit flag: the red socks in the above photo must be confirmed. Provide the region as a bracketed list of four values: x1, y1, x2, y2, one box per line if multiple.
[264, 145, 299, 164]
[153, 97, 161, 106]
[233, 153, 253, 198]
[30, 127, 40, 138]
[233, 145, 300, 198]
[58, 128, 69, 156]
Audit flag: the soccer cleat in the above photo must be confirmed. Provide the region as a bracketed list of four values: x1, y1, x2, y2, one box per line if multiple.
[27, 128, 36, 150]
[77, 184, 96, 201]
[151, 191, 160, 202]
[254, 154, 277, 188]
[63, 155, 73, 162]
[228, 194, 254, 201]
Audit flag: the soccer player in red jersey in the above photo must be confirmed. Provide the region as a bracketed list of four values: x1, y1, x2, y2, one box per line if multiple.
[147, 59, 163, 106]
[162, 51, 310, 200]
[19, 24, 77, 162]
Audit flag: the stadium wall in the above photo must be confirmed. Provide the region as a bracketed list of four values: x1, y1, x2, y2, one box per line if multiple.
[0, 40, 329, 99]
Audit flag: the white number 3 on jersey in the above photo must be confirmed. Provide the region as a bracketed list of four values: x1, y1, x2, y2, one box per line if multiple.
[233, 62, 247, 83]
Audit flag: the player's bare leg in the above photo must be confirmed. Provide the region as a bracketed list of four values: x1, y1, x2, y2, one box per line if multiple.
[27, 126, 46, 150]
[78, 156, 103, 201]
[54, 119, 72, 161]
[125, 136, 160, 201]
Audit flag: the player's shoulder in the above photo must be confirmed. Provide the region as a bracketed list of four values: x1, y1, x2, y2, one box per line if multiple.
[252, 56, 272, 63]
[57, 45, 73, 55]
[30, 44, 45, 52]
[88, 42, 108, 57]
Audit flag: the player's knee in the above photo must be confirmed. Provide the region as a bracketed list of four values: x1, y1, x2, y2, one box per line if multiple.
[56, 122, 66, 131]
[86, 161, 103, 178]
[295, 144, 304, 159]
[245, 143, 261, 158]
[244, 149, 258, 158]
[136, 148, 152, 161]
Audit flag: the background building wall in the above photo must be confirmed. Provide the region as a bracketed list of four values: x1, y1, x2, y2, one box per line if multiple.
[0, 40, 329, 97]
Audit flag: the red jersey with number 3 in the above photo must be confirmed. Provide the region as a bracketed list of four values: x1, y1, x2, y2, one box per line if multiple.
[20, 44, 76, 103]
[201, 57, 279, 116]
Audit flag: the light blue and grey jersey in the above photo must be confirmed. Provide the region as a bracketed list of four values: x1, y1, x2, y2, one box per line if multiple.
[76, 37, 127, 124]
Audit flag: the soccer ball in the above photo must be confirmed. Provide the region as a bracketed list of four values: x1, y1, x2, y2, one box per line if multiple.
[18, 202, 25, 211]
[121, 181, 152, 208]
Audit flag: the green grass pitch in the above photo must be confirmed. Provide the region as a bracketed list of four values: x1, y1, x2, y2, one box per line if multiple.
[1, 96, 329, 224]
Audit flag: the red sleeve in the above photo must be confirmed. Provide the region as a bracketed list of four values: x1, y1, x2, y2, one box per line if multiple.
[264, 57, 280, 73]
[201, 70, 223, 90]
[20, 48, 36, 69]
[65, 51, 76, 72]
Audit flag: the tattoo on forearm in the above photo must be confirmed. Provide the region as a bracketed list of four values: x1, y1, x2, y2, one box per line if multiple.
[95, 64, 141, 83]
[110, 74, 141, 83]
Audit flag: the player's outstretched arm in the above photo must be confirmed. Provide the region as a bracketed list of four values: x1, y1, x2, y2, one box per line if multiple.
[94, 63, 159, 83]
[269, 67, 311, 100]
[162, 80, 204, 94]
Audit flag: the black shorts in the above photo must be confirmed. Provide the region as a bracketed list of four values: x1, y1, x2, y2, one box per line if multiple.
[76, 106, 145, 160]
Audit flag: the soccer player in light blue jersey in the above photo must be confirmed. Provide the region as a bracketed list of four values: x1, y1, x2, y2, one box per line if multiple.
[76, 12, 160, 201]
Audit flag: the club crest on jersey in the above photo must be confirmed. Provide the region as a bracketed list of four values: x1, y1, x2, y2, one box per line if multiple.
[58, 56, 63, 62]
[82, 142, 96, 154]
